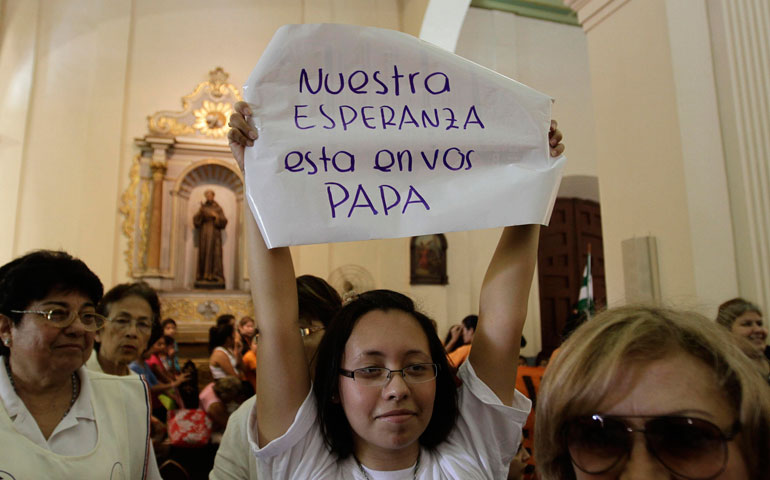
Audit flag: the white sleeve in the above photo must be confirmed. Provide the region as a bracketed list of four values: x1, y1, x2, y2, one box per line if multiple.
[247, 389, 338, 479]
[437, 361, 531, 479]
[210, 396, 257, 479]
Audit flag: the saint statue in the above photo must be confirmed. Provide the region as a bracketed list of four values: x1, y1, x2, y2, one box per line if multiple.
[193, 190, 228, 289]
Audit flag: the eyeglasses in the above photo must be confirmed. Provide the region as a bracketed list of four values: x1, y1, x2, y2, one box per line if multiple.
[107, 314, 154, 335]
[565, 414, 741, 480]
[339, 363, 439, 387]
[11, 308, 106, 332]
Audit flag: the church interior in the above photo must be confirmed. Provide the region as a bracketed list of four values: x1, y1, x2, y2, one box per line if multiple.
[2, 0, 769, 477]
[4, 0, 766, 357]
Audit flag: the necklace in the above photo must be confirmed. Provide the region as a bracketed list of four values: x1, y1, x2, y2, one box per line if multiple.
[3, 355, 79, 421]
[354, 449, 421, 480]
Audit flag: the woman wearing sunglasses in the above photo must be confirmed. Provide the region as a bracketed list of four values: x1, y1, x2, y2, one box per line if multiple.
[228, 101, 564, 478]
[535, 306, 770, 480]
[0, 250, 160, 478]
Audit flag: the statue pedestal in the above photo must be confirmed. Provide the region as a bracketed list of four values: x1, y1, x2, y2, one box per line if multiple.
[158, 289, 253, 343]
[194, 279, 226, 289]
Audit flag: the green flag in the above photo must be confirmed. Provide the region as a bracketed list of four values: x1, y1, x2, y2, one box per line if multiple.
[577, 252, 594, 315]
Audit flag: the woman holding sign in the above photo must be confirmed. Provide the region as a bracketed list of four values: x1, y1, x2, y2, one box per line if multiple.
[228, 101, 563, 479]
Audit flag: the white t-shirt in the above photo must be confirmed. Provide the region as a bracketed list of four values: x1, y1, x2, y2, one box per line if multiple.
[247, 361, 531, 479]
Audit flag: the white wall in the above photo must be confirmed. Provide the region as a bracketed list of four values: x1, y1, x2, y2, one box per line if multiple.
[1, 1, 595, 356]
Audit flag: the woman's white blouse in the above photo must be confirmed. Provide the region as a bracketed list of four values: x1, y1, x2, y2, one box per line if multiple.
[0, 362, 161, 479]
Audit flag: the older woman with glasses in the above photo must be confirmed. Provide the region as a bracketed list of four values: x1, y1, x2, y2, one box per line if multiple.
[0, 250, 161, 478]
[535, 306, 770, 480]
[87, 281, 158, 376]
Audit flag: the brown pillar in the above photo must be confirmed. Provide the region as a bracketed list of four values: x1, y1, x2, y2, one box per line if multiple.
[147, 154, 167, 271]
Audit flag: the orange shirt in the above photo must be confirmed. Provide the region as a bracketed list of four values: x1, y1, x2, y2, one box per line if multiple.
[515, 365, 546, 468]
[447, 344, 471, 368]
[242, 349, 257, 390]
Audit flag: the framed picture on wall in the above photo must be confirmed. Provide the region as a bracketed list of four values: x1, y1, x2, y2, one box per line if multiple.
[410, 234, 448, 285]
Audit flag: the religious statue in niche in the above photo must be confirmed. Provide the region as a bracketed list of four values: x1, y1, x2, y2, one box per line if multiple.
[194, 190, 228, 289]
[410, 234, 448, 285]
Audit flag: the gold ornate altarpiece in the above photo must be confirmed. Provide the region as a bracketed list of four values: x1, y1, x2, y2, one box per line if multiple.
[121, 68, 253, 338]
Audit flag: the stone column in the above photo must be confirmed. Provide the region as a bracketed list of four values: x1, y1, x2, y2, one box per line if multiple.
[707, 0, 770, 311]
[565, 0, 740, 310]
[146, 142, 170, 271]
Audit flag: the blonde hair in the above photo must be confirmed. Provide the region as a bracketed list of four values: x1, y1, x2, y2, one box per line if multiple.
[535, 306, 770, 480]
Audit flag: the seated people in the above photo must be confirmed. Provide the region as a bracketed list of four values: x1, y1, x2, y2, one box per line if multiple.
[225, 101, 564, 478]
[238, 316, 256, 357]
[161, 318, 181, 374]
[131, 334, 189, 420]
[0, 250, 161, 478]
[242, 334, 258, 391]
[536, 306, 770, 479]
[210, 274, 342, 479]
[208, 321, 243, 380]
[443, 324, 464, 354]
[447, 314, 477, 367]
[199, 376, 246, 440]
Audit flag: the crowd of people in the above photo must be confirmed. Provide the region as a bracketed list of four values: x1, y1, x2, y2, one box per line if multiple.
[0, 99, 768, 480]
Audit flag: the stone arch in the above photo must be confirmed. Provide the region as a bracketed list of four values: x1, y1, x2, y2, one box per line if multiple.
[170, 160, 245, 290]
[174, 160, 244, 199]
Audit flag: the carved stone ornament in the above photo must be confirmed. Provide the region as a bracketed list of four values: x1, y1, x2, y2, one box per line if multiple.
[123, 68, 245, 289]
[147, 67, 242, 139]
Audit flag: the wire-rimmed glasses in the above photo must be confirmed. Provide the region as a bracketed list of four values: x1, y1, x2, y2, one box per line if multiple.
[339, 363, 439, 387]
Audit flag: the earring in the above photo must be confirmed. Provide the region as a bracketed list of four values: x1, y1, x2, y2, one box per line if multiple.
[2, 338, 9, 347]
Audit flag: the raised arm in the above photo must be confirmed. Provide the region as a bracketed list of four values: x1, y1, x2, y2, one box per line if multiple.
[469, 225, 539, 406]
[468, 120, 563, 405]
[229, 102, 311, 446]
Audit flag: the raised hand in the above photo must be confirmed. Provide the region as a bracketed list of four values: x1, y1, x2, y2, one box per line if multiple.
[227, 101, 258, 172]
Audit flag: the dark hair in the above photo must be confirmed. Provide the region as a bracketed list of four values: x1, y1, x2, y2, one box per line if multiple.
[96, 281, 161, 351]
[313, 289, 458, 459]
[212, 376, 243, 403]
[216, 314, 236, 327]
[162, 318, 177, 328]
[0, 250, 103, 355]
[443, 327, 460, 353]
[162, 335, 175, 347]
[461, 314, 478, 331]
[209, 322, 235, 353]
[297, 275, 342, 328]
[716, 298, 762, 330]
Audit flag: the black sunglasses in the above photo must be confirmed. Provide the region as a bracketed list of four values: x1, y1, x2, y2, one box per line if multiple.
[564, 414, 741, 480]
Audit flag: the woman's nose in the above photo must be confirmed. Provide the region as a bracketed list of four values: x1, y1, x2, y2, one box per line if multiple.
[620, 436, 669, 480]
[382, 371, 410, 399]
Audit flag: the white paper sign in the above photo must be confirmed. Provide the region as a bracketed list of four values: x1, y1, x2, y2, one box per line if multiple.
[243, 23, 565, 248]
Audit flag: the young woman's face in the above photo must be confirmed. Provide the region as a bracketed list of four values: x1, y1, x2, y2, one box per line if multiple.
[239, 319, 256, 338]
[338, 309, 436, 462]
[150, 337, 166, 355]
[730, 311, 767, 354]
